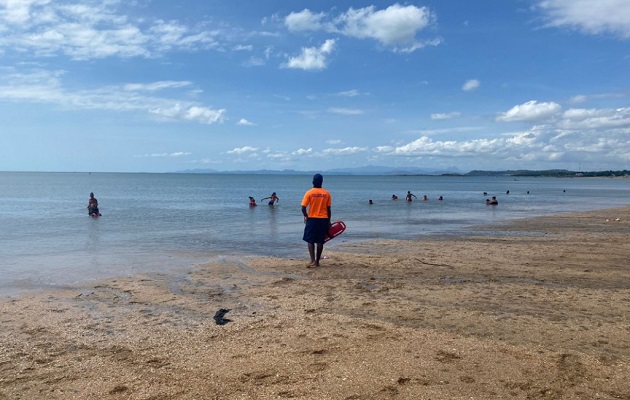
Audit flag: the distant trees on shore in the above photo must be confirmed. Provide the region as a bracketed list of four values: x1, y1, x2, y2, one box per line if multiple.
[456, 169, 630, 178]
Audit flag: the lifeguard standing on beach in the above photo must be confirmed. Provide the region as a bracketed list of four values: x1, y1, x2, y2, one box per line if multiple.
[301, 174, 332, 268]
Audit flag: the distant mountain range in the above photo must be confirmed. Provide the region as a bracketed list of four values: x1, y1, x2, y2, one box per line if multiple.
[174, 167, 629, 177]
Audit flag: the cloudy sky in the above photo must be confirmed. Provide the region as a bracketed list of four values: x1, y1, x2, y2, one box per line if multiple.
[1, 0, 629, 173]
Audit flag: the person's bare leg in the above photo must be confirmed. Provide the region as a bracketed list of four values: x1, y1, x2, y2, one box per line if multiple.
[307, 243, 316, 267]
[315, 243, 324, 266]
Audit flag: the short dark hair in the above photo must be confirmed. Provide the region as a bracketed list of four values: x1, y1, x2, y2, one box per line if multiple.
[312, 173, 323, 186]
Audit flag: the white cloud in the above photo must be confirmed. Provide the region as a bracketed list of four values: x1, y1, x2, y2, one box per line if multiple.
[135, 152, 191, 158]
[0, 1, 219, 60]
[375, 145, 395, 153]
[227, 146, 258, 154]
[284, 39, 336, 71]
[377, 120, 630, 166]
[569, 94, 588, 104]
[233, 44, 253, 51]
[237, 118, 255, 126]
[558, 107, 630, 130]
[336, 89, 361, 97]
[322, 146, 368, 155]
[462, 79, 480, 92]
[0, 0, 46, 25]
[334, 4, 436, 51]
[496, 100, 561, 122]
[170, 151, 191, 157]
[0, 69, 226, 125]
[283, 4, 439, 53]
[191, 158, 220, 165]
[568, 92, 626, 104]
[409, 126, 483, 136]
[124, 81, 192, 92]
[536, 0, 630, 39]
[265, 151, 290, 160]
[431, 112, 461, 120]
[218, 104, 630, 169]
[285, 9, 325, 32]
[184, 106, 225, 124]
[392, 136, 465, 156]
[328, 107, 364, 115]
[292, 148, 313, 155]
[150, 104, 225, 124]
[258, 147, 324, 161]
[382, 131, 544, 160]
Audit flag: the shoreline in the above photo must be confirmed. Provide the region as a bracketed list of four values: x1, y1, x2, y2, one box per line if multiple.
[2, 200, 626, 298]
[1, 206, 629, 399]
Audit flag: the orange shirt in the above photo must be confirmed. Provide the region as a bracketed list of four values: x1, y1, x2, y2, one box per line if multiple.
[301, 187, 331, 218]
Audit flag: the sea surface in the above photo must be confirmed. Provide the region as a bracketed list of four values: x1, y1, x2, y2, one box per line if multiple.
[1, 172, 629, 295]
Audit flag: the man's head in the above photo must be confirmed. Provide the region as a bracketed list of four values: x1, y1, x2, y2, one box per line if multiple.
[312, 173, 323, 187]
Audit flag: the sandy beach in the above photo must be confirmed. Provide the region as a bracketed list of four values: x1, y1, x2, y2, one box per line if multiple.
[1, 207, 629, 399]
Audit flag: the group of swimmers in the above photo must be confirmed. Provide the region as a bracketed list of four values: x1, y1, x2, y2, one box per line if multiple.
[250, 189, 502, 208]
[394, 191, 444, 202]
[249, 192, 279, 207]
[372, 191, 502, 205]
[370, 192, 444, 204]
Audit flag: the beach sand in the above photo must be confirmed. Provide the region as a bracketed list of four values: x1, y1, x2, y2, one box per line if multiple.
[1, 207, 629, 399]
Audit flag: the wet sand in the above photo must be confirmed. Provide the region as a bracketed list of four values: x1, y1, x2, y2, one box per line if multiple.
[1, 207, 629, 399]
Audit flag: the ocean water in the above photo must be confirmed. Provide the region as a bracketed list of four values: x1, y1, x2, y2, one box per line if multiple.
[1, 172, 629, 295]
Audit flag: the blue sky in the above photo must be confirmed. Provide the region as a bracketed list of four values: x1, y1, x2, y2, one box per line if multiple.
[1, 0, 629, 173]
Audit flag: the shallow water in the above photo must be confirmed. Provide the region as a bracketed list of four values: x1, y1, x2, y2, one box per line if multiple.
[1, 172, 629, 294]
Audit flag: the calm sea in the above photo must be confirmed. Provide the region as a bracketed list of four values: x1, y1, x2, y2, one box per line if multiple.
[1, 172, 629, 295]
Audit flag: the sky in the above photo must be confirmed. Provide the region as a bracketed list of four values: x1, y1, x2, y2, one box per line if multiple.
[1, 0, 629, 173]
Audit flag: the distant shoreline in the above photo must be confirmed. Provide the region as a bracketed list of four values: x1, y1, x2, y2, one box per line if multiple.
[2, 168, 629, 178]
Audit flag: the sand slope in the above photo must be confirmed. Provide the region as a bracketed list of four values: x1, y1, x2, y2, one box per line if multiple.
[1, 208, 629, 399]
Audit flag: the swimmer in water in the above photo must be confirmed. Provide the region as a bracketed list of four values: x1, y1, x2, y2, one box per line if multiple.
[261, 192, 279, 206]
